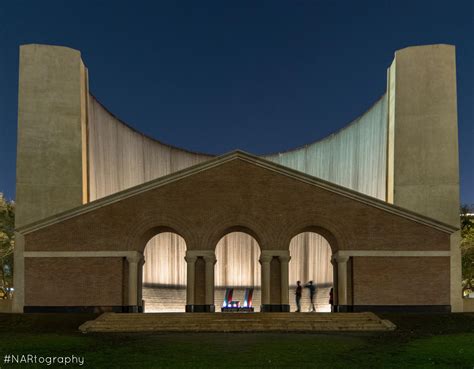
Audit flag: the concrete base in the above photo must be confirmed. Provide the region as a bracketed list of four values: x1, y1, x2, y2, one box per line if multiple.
[185, 304, 215, 313]
[0, 300, 12, 313]
[335, 305, 451, 313]
[334, 305, 352, 312]
[23, 306, 139, 313]
[462, 298, 474, 312]
[260, 304, 290, 312]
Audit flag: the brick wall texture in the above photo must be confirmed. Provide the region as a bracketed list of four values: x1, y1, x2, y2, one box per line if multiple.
[22, 158, 452, 307]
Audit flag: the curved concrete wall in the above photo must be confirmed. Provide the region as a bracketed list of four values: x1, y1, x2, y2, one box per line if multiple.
[88, 95, 213, 201]
[88, 94, 387, 202]
[264, 95, 388, 200]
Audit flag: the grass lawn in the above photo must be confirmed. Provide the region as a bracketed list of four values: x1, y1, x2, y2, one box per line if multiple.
[0, 313, 473, 368]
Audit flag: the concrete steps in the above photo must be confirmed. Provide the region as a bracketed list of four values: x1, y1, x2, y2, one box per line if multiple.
[79, 312, 396, 333]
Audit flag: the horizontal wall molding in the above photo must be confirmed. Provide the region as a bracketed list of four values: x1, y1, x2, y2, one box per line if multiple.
[24, 251, 142, 258]
[335, 250, 450, 257]
[261, 250, 290, 257]
[24, 250, 451, 258]
[185, 250, 215, 258]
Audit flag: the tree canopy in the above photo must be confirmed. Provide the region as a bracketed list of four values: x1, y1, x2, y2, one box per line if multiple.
[461, 204, 474, 296]
[0, 193, 14, 298]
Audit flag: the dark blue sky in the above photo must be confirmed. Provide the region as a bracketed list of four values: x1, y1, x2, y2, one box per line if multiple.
[0, 1, 473, 204]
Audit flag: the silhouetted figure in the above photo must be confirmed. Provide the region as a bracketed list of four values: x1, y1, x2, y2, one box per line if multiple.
[295, 281, 302, 312]
[304, 281, 316, 312]
[329, 287, 334, 312]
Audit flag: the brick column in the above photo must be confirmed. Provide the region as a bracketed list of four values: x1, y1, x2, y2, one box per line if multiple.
[333, 255, 349, 311]
[126, 253, 143, 312]
[138, 257, 145, 312]
[204, 254, 217, 310]
[279, 255, 291, 306]
[185, 250, 215, 312]
[260, 250, 291, 312]
[330, 256, 338, 307]
[260, 255, 272, 307]
[185, 255, 197, 309]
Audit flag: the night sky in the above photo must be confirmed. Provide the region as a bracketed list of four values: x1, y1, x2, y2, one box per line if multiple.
[0, 1, 473, 204]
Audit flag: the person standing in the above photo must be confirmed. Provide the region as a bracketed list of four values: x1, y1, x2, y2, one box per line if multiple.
[304, 281, 316, 312]
[295, 281, 302, 312]
[329, 287, 334, 312]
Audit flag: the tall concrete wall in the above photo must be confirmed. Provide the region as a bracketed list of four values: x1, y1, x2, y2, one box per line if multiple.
[386, 44, 461, 311]
[387, 44, 460, 226]
[16, 44, 88, 228]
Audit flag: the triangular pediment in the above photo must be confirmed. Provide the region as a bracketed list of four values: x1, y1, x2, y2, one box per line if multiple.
[18, 150, 457, 234]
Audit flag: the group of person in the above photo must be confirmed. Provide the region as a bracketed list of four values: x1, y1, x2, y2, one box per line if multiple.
[294, 280, 333, 312]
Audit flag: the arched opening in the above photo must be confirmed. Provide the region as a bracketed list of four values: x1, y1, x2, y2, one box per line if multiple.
[214, 232, 261, 312]
[289, 232, 333, 312]
[141, 232, 187, 312]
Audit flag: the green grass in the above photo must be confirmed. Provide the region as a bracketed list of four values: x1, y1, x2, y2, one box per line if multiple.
[0, 313, 473, 368]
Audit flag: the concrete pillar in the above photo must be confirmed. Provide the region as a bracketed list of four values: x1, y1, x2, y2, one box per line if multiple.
[279, 255, 291, 306]
[387, 45, 462, 311]
[12, 232, 25, 313]
[203, 254, 216, 308]
[126, 254, 143, 311]
[16, 44, 89, 228]
[260, 255, 272, 306]
[185, 250, 215, 312]
[450, 230, 463, 312]
[334, 255, 349, 310]
[330, 256, 338, 307]
[137, 258, 145, 312]
[185, 255, 197, 307]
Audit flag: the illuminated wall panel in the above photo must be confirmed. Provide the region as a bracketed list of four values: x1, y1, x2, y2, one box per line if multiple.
[289, 232, 333, 287]
[87, 95, 212, 201]
[215, 232, 261, 287]
[143, 232, 187, 286]
[264, 95, 388, 200]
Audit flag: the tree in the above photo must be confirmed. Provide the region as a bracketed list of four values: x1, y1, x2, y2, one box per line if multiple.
[0, 193, 14, 299]
[460, 204, 474, 296]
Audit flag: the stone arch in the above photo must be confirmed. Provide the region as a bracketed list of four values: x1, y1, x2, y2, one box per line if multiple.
[201, 214, 272, 251]
[276, 215, 350, 313]
[214, 229, 262, 311]
[277, 214, 351, 253]
[141, 231, 188, 312]
[288, 230, 334, 312]
[125, 212, 196, 253]
[124, 213, 194, 313]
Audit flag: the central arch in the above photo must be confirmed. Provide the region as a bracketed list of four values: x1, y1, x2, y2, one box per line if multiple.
[284, 224, 345, 313]
[289, 231, 333, 312]
[213, 229, 262, 312]
[139, 227, 188, 312]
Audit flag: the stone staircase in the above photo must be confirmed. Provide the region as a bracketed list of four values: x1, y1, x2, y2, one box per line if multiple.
[79, 312, 396, 333]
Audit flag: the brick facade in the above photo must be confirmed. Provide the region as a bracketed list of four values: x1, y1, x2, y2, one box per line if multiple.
[20, 155, 454, 312]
